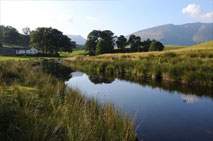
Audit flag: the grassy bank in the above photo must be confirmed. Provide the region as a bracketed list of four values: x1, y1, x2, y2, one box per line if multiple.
[59, 49, 86, 57]
[0, 56, 62, 61]
[0, 61, 136, 140]
[164, 45, 186, 50]
[64, 41, 213, 87]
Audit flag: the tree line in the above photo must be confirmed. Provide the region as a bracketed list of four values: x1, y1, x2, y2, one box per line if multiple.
[0, 25, 164, 56]
[0, 25, 30, 46]
[84, 30, 164, 56]
[0, 25, 75, 55]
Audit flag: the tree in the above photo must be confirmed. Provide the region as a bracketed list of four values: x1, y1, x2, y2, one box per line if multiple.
[84, 30, 115, 55]
[84, 30, 100, 55]
[95, 39, 110, 55]
[22, 27, 31, 35]
[0, 41, 2, 47]
[149, 41, 164, 51]
[2, 26, 20, 44]
[116, 35, 127, 52]
[141, 38, 152, 52]
[60, 35, 74, 53]
[128, 35, 142, 52]
[71, 41, 76, 49]
[0, 25, 29, 46]
[99, 30, 115, 53]
[30, 27, 73, 54]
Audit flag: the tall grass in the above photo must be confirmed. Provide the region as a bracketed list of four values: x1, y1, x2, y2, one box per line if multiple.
[0, 61, 136, 140]
[64, 41, 213, 87]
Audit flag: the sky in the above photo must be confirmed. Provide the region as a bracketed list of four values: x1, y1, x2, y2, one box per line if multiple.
[1, 0, 213, 38]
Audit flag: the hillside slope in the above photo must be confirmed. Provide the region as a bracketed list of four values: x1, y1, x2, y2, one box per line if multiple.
[128, 23, 213, 46]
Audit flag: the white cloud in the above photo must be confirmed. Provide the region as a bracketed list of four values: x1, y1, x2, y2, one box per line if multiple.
[182, 4, 213, 22]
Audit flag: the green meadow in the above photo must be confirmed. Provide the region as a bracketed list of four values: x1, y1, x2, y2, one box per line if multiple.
[164, 45, 186, 50]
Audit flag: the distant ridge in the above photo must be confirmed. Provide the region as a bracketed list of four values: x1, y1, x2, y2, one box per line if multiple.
[67, 35, 86, 45]
[127, 23, 213, 46]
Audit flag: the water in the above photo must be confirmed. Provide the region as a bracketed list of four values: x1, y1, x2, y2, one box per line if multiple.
[65, 72, 213, 141]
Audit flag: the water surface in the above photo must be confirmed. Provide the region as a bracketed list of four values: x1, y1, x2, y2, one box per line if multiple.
[66, 72, 213, 141]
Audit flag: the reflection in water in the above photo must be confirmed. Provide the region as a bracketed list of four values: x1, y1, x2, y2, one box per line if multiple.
[41, 61, 73, 81]
[71, 72, 84, 78]
[83, 72, 213, 99]
[88, 75, 115, 84]
[66, 71, 213, 141]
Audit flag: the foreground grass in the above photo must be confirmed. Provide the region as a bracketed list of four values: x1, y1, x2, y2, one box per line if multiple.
[0, 61, 136, 140]
[65, 41, 213, 87]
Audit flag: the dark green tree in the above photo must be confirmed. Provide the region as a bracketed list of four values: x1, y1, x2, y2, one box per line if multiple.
[95, 39, 110, 55]
[85, 30, 115, 55]
[0, 41, 2, 47]
[0, 25, 30, 46]
[141, 38, 152, 52]
[30, 27, 73, 54]
[2, 26, 20, 44]
[84, 30, 100, 55]
[71, 41, 76, 49]
[149, 41, 164, 51]
[116, 35, 127, 52]
[99, 30, 115, 52]
[128, 35, 142, 52]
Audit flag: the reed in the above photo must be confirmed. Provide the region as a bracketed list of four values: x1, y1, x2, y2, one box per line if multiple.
[0, 61, 136, 140]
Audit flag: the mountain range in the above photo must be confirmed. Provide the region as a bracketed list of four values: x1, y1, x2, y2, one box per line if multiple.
[67, 35, 86, 45]
[67, 23, 213, 46]
[127, 22, 213, 46]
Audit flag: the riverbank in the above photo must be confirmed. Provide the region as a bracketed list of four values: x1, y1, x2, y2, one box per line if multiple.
[0, 60, 136, 140]
[64, 41, 213, 87]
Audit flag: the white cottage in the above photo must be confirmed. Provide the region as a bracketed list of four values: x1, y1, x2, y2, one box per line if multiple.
[16, 47, 38, 55]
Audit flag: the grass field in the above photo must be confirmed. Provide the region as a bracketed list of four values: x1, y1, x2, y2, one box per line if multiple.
[59, 49, 86, 57]
[65, 41, 213, 87]
[164, 45, 186, 50]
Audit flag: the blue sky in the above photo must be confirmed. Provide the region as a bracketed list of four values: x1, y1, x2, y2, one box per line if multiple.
[1, 0, 213, 38]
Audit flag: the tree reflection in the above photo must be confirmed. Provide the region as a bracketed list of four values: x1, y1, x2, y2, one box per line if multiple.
[41, 60, 73, 81]
[88, 75, 115, 84]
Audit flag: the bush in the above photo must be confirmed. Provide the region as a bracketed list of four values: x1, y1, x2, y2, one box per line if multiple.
[149, 41, 164, 51]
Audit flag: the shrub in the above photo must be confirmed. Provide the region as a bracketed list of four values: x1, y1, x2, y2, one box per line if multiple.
[149, 41, 164, 51]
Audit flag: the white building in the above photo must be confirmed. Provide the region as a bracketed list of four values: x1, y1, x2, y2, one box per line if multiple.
[16, 47, 38, 55]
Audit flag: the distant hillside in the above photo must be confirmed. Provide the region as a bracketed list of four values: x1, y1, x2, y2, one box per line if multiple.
[128, 23, 213, 46]
[67, 35, 86, 45]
